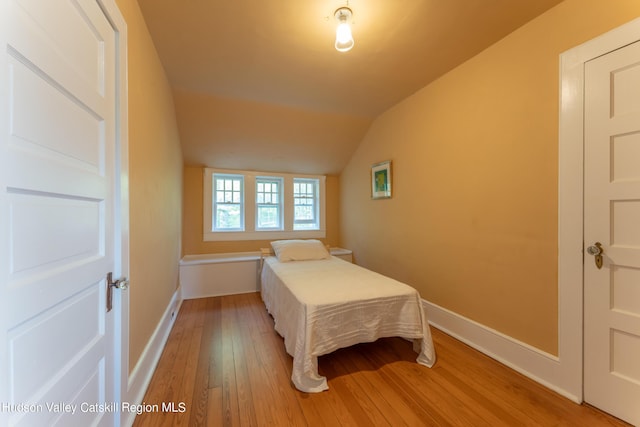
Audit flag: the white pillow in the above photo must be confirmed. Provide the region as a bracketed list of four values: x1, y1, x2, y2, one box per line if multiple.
[270, 239, 330, 262]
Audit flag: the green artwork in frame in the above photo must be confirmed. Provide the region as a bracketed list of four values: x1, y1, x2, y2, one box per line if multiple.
[371, 160, 391, 199]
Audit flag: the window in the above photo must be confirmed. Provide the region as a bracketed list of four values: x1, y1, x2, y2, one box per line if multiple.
[203, 168, 326, 241]
[293, 178, 319, 230]
[212, 174, 244, 231]
[256, 177, 283, 230]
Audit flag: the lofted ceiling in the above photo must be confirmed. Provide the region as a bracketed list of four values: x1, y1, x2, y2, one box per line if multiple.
[137, 0, 564, 175]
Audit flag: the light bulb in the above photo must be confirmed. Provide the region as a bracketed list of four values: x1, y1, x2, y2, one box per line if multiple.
[334, 8, 354, 52]
[336, 23, 352, 44]
[336, 23, 353, 49]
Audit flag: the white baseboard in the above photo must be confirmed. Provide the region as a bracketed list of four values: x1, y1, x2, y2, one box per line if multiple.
[123, 288, 182, 427]
[423, 299, 581, 404]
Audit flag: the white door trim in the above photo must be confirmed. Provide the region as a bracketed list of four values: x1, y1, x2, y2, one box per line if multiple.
[96, 1, 129, 425]
[558, 16, 640, 402]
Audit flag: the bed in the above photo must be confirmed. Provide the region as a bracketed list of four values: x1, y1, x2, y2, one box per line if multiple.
[260, 239, 436, 393]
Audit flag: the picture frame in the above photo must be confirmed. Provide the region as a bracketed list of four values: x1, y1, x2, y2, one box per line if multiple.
[371, 160, 392, 199]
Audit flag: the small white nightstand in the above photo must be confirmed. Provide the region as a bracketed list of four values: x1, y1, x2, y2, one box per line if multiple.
[330, 247, 353, 263]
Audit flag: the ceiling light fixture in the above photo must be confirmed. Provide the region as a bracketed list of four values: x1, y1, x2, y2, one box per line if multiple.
[334, 7, 354, 52]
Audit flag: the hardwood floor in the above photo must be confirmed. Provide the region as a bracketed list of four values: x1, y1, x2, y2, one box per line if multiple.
[133, 293, 629, 427]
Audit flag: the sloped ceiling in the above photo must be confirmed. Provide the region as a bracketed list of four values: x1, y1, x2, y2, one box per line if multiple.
[137, 0, 563, 175]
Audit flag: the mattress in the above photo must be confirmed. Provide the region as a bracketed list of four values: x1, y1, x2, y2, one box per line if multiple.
[260, 255, 436, 392]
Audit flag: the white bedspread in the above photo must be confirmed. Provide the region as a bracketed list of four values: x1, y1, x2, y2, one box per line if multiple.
[260, 256, 436, 392]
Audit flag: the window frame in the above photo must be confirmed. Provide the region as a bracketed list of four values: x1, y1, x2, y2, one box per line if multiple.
[212, 173, 244, 232]
[293, 178, 320, 230]
[203, 168, 326, 241]
[255, 176, 284, 231]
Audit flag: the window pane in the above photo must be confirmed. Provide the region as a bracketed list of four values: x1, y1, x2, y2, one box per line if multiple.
[257, 206, 279, 228]
[216, 204, 241, 229]
[295, 205, 313, 220]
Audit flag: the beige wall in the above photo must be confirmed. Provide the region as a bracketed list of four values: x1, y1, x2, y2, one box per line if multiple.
[182, 165, 340, 254]
[340, 0, 640, 355]
[116, 0, 184, 372]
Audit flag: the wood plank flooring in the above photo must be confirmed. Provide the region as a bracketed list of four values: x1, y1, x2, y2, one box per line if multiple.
[132, 293, 629, 426]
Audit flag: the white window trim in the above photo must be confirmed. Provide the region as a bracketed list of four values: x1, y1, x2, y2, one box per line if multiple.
[293, 177, 320, 230]
[211, 173, 244, 232]
[203, 168, 326, 241]
[255, 176, 284, 231]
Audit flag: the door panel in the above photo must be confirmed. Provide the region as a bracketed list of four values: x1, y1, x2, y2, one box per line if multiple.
[9, 285, 102, 403]
[8, 0, 108, 110]
[584, 40, 640, 426]
[10, 57, 104, 171]
[1, 0, 117, 425]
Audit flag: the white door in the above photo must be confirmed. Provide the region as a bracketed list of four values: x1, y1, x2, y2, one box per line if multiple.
[0, 0, 122, 426]
[584, 40, 640, 426]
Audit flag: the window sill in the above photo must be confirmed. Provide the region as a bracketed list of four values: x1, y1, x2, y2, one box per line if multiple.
[180, 252, 261, 265]
[203, 229, 326, 242]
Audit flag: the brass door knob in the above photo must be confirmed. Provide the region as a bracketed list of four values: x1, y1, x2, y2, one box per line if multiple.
[587, 242, 604, 269]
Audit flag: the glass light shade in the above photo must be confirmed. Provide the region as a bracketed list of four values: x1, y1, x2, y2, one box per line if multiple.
[335, 22, 354, 52]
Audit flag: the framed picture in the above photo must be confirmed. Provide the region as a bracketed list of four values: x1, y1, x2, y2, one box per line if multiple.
[371, 160, 392, 199]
